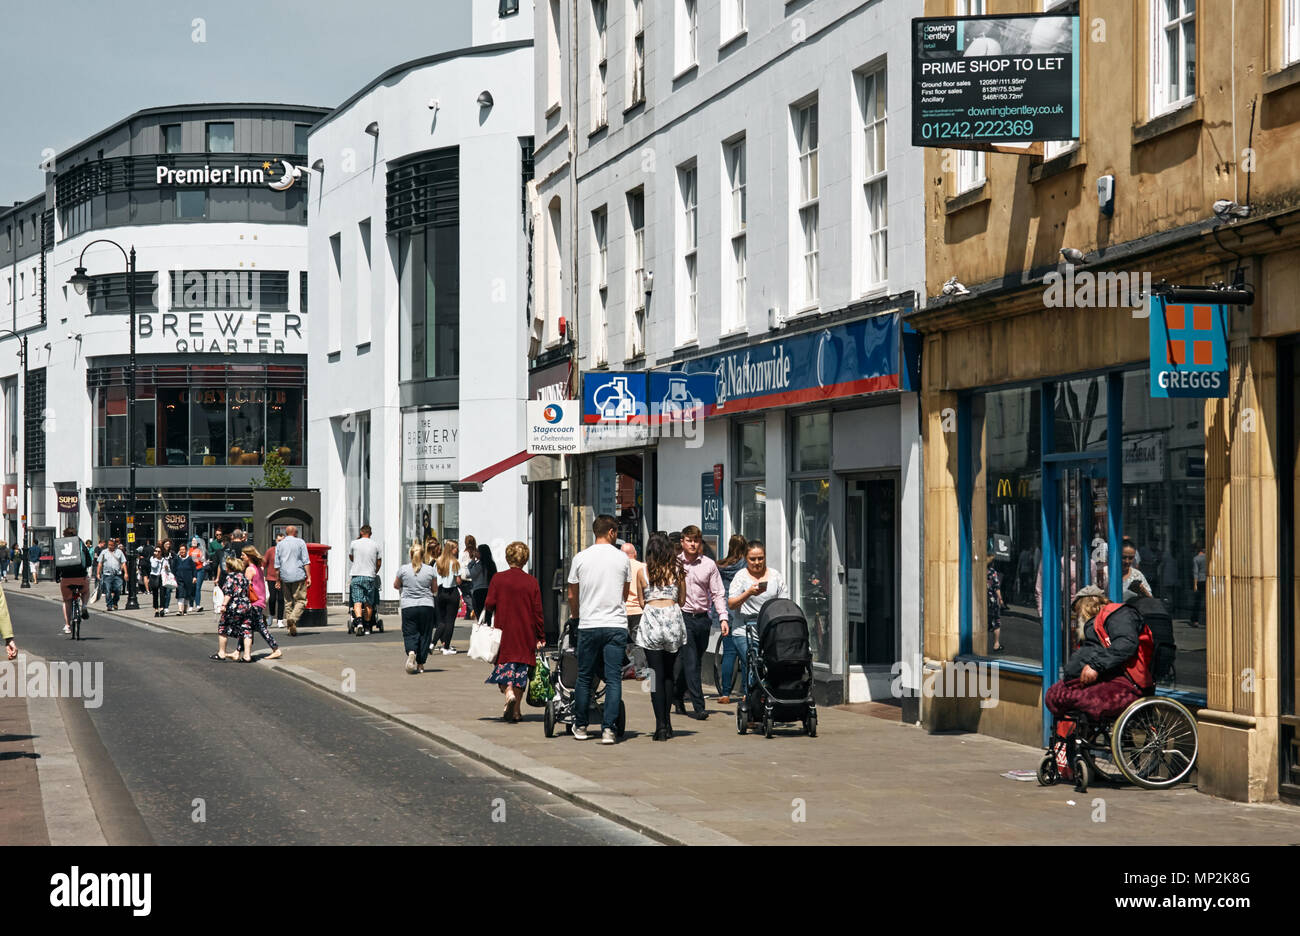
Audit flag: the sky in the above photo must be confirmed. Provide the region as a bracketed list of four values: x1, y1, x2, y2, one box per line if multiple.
[0, 0, 473, 205]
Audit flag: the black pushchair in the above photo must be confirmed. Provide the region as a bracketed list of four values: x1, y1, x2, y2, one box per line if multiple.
[542, 618, 627, 738]
[736, 598, 817, 738]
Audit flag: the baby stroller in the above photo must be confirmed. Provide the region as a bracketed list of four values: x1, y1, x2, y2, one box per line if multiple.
[736, 598, 817, 738]
[542, 617, 627, 738]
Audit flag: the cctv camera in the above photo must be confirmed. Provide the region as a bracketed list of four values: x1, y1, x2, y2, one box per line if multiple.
[66, 332, 74, 340]
[428, 98, 440, 110]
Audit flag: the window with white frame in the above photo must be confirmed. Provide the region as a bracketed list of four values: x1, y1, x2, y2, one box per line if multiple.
[592, 206, 609, 365]
[793, 100, 820, 309]
[548, 0, 563, 111]
[954, 0, 987, 193]
[627, 189, 646, 357]
[722, 0, 745, 42]
[1041, 0, 1080, 160]
[676, 0, 698, 74]
[677, 162, 698, 343]
[858, 66, 888, 290]
[592, 0, 608, 129]
[724, 138, 747, 332]
[1151, 0, 1196, 117]
[1288, 0, 1300, 66]
[629, 0, 646, 106]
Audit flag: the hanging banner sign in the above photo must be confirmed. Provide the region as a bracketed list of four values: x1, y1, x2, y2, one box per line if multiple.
[1148, 296, 1228, 398]
[526, 400, 582, 454]
[56, 492, 80, 513]
[912, 14, 1080, 146]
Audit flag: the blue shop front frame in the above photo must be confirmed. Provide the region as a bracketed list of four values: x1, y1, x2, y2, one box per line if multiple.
[956, 370, 1206, 748]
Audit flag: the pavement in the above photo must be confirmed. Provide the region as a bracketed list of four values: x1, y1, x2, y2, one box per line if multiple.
[9, 577, 1300, 845]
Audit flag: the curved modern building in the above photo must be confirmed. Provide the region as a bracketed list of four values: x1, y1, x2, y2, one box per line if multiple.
[0, 103, 328, 563]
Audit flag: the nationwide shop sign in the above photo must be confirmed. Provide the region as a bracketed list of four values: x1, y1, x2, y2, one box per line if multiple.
[1148, 297, 1228, 398]
[136, 311, 306, 355]
[912, 13, 1079, 146]
[526, 400, 582, 455]
[662, 313, 902, 417]
[402, 410, 458, 482]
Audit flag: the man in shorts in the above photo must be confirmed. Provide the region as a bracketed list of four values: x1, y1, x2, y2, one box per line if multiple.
[54, 527, 93, 635]
[349, 525, 382, 633]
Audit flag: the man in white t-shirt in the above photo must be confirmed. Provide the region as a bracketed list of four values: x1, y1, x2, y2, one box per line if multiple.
[348, 525, 382, 630]
[566, 514, 631, 744]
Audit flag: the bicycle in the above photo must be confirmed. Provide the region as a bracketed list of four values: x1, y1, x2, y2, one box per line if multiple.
[67, 583, 86, 641]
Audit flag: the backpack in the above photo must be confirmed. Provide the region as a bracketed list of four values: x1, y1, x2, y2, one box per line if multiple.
[1092, 595, 1177, 689]
[54, 536, 88, 573]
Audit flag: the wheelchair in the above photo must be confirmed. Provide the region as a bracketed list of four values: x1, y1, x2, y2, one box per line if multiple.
[1037, 694, 1198, 793]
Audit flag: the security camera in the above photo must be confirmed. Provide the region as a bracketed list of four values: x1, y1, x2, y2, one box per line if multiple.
[66, 331, 74, 340]
[428, 98, 440, 110]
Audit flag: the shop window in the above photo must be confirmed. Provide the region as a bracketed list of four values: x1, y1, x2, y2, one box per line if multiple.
[205, 122, 235, 153]
[228, 389, 266, 466]
[97, 387, 128, 467]
[971, 386, 1044, 665]
[1053, 376, 1109, 454]
[266, 388, 304, 466]
[157, 388, 189, 466]
[134, 387, 156, 467]
[176, 189, 207, 220]
[404, 485, 459, 547]
[735, 420, 765, 544]
[1120, 368, 1206, 696]
[190, 388, 227, 465]
[397, 225, 460, 381]
[790, 412, 831, 664]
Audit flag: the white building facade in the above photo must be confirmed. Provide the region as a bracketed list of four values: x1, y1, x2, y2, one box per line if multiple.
[0, 103, 325, 568]
[532, 0, 926, 705]
[307, 4, 535, 601]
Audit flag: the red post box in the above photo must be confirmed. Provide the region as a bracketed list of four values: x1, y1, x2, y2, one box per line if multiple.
[304, 543, 330, 626]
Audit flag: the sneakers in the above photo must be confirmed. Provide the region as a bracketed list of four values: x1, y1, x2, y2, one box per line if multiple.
[442, 647, 458, 655]
[274, 620, 287, 628]
[404, 651, 418, 674]
[601, 729, 617, 745]
[572, 726, 590, 740]
[63, 624, 71, 634]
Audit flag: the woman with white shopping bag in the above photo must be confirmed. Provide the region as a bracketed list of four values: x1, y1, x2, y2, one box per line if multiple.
[480, 541, 545, 721]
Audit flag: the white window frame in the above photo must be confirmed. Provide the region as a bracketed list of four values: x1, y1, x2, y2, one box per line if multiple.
[591, 0, 608, 130]
[793, 100, 820, 311]
[676, 162, 698, 345]
[1150, 0, 1196, 118]
[548, 0, 563, 113]
[722, 0, 746, 43]
[676, 0, 698, 75]
[723, 138, 747, 333]
[857, 66, 888, 293]
[1287, 0, 1300, 67]
[1040, 0, 1080, 160]
[592, 206, 609, 365]
[627, 189, 646, 359]
[629, 0, 646, 107]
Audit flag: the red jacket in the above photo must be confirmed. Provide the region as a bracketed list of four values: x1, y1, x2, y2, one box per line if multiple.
[484, 567, 544, 667]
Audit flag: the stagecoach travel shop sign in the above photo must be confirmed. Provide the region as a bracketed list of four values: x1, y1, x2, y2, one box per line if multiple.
[912, 13, 1080, 146]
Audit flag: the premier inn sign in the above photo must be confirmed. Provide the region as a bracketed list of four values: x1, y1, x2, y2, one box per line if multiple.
[155, 165, 266, 185]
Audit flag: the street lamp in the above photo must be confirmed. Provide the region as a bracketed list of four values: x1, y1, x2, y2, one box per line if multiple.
[69, 239, 141, 609]
[0, 330, 30, 588]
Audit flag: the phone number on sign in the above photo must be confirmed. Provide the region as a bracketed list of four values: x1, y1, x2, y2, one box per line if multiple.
[919, 119, 1036, 139]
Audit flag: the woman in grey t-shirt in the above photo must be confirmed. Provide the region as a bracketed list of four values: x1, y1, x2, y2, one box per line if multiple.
[394, 543, 438, 674]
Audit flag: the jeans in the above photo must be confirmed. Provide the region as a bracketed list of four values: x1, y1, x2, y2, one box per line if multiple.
[103, 572, 123, 608]
[194, 566, 206, 608]
[721, 630, 752, 697]
[574, 627, 627, 732]
[402, 606, 436, 664]
[674, 612, 711, 712]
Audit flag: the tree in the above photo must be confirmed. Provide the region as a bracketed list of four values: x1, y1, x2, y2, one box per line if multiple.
[251, 450, 293, 489]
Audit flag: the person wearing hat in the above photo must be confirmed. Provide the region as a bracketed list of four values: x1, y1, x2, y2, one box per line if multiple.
[1044, 584, 1150, 725]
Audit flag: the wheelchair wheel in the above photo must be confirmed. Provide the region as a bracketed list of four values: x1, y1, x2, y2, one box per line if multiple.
[1073, 757, 1091, 793]
[1036, 753, 1058, 786]
[1085, 726, 1125, 783]
[1110, 697, 1198, 789]
[543, 699, 556, 738]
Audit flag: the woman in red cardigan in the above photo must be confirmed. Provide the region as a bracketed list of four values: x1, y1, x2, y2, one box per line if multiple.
[484, 540, 545, 722]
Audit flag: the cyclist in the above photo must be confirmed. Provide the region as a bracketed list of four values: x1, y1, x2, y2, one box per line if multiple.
[53, 526, 93, 635]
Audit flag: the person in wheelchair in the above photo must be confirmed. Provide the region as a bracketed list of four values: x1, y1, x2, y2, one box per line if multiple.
[1046, 584, 1153, 727]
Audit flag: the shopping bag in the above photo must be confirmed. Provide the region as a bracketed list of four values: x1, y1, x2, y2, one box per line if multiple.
[526, 656, 555, 707]
[468, 621, 502, 663]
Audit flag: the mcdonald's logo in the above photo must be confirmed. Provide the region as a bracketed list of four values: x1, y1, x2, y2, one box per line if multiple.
[996, 478, 1012, 497]
[995, 477, 1032, 499]
[1018, 478, 1030, 497]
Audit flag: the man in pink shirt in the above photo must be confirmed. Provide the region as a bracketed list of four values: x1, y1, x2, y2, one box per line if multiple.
[674, 524, 728, 719]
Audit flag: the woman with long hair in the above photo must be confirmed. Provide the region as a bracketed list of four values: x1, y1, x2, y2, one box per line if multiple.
[433, 541, 462, 654]
[715, 534, 748, 701]
[396, 541, 438, 674]
[460, 535, 478, 620]
[636, 532, 688, 740]
[175, 539, 197, 615]
[213, 556, 253, 662]
[483, 541, 544, 722]
[242, 545, 281, 660]
[475, 544, 498, 626]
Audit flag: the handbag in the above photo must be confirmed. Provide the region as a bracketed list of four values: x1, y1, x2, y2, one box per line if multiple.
[468, 621, 502, 663]
[526, 656, 555, 707]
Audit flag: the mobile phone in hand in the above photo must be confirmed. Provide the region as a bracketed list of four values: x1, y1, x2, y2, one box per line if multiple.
[756, 580, 768, 592]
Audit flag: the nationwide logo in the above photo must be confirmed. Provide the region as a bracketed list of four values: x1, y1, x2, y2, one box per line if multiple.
[543, 404, 564, 423]
[715, 345, 794, 407]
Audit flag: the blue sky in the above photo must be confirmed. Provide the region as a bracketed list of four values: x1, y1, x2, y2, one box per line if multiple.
[0, 0, 472, 205]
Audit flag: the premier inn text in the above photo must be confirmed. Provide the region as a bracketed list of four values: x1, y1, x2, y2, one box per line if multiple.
[155, 165, 265, 185]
